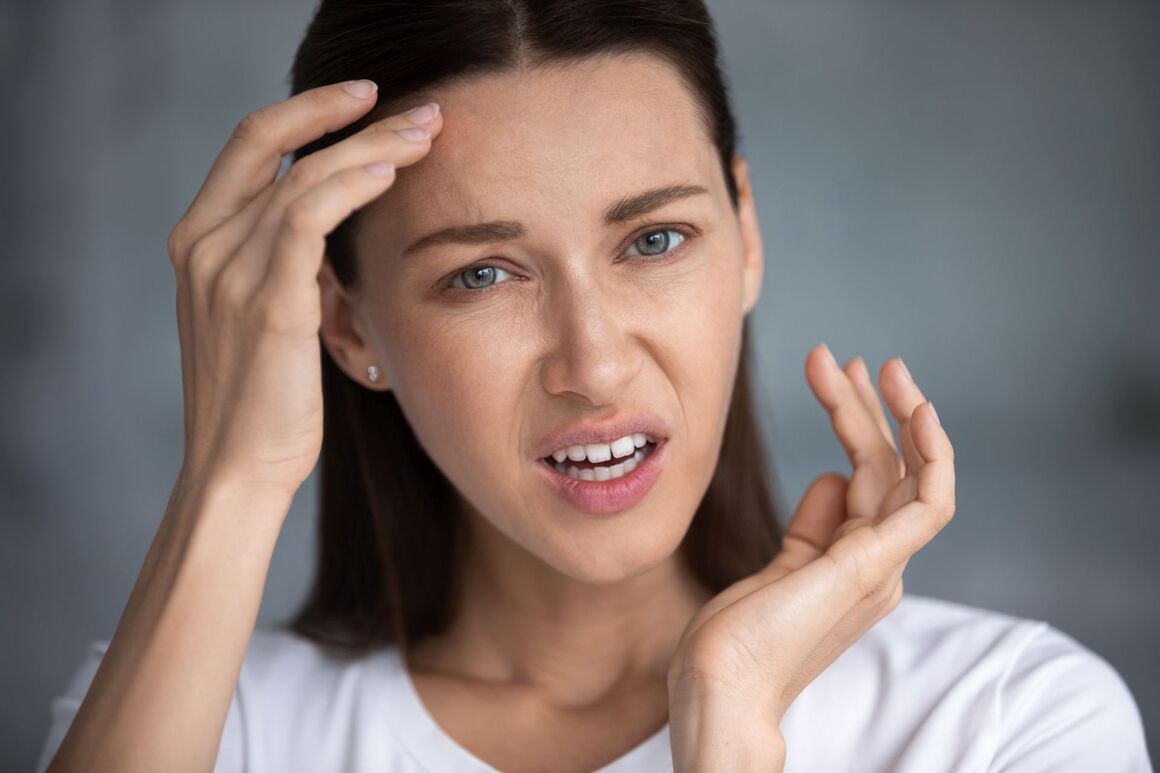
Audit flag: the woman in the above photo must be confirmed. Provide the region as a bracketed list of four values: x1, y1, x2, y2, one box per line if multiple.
[37, 1, 1150, 771]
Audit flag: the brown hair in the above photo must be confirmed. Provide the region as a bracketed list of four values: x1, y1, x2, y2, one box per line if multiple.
[281, 0, 786, 657]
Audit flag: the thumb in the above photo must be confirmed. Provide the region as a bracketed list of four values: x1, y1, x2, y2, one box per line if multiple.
[782, 473, 849, 561]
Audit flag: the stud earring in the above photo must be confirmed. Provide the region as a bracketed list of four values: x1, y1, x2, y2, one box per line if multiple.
[367, 365, 380, 383]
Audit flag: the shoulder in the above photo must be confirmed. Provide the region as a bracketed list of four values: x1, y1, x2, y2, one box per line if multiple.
[36, 628, 391, 773]
[864, 591, 1043, 663]
[235, 625, 385, 726]
[879, 593, 1150, 763]
[235, 627, 413, 769]
[981, 613, 1152, 771]
[817, 592, 1052, 698]
[783, 593, 1152, 772]
[239, 625, 353, 688]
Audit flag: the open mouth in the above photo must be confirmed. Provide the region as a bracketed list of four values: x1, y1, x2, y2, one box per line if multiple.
[541, 440, 660, 482]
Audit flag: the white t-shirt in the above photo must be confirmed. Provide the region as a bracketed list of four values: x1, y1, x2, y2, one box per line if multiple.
[36, 593, 1153, 772]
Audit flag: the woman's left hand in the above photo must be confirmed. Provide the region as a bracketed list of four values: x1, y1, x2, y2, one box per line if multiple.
[667, 344, 956, 767]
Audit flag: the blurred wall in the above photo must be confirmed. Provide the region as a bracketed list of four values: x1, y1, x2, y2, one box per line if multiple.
[2, 0, 1156, 769]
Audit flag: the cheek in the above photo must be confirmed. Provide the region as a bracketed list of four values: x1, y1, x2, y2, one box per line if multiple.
[382, 313, 532, 506]
[641, 252, 744, 469]
[648, 244, 743, 349]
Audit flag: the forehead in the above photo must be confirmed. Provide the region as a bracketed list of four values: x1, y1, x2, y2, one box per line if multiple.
[360, 53, 720, 250]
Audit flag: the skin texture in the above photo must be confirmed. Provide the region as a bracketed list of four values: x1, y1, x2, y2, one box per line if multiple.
[318, 53, 762, 764]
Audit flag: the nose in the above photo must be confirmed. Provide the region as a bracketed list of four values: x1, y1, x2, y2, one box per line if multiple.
[538, 277, 643, 407]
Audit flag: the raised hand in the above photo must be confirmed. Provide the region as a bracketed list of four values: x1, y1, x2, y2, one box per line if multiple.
[667, 343, 956, 767]
[166, 80, 443, 497]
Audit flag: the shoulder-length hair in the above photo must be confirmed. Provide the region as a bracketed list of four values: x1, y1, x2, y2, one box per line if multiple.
[281, 0, 786, 658]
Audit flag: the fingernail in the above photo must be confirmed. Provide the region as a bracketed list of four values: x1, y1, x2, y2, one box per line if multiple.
[366, 161, 395, 178]
[820, 342, 837, 367]
[403, 102, 440, 124]
[343, 79, 378, 99]
[928, 401, 940, 425]
[898, 357, 913, 382]
[397, 126, 431, 142]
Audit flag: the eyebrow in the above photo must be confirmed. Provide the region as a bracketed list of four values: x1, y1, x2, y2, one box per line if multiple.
[400, 183, 710, 258]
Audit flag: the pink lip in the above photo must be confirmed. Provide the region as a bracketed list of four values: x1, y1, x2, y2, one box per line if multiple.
[533, 410, 671, 461]
[535, 438, 669, 514]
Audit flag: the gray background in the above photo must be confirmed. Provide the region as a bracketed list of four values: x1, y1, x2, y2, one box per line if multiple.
[2, 0, 1156, 769]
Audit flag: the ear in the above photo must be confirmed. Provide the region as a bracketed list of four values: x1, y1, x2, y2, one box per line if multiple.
[318, 257, 391, 391]
[732, 154, 764, 315]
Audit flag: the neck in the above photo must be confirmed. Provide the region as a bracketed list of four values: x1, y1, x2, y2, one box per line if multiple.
[405, 505, 711, 710]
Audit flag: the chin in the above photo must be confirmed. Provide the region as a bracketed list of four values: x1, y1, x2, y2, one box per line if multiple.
[538, 512, 690, 586]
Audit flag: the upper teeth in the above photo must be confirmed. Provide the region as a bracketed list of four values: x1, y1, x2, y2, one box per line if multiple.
[551, 433, 651, 464]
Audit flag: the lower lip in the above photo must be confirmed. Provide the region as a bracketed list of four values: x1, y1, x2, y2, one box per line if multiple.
[536, 440, 669, 514]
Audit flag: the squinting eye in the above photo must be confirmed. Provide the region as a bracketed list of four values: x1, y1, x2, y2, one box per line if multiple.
[447, 226, 692, 294]
[450, 264, 514, 290]
[624, 228, 686, 258]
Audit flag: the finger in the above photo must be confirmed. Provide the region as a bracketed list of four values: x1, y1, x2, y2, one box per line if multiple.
[276, 104, 442, 200]
[239, 109, 443, 270]
[775, 472, 849, 568]
[699, 474, 848, 623]
[844, 356, 899, 458]
[178, 80, 382, 245]
[185, 104, 442, 276]
[178, 184, 278, 283]
[872, 402, 956, 563]
[877, 471, 918, 520]
[260, 160, 400, 302]
[806, 344, 902, 518]
[879, 357, 926, 475]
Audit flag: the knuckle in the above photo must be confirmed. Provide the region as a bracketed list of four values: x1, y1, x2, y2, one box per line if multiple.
[940, 502, 957, 530]
[281, 199, 322, 236]
[363, 116, 399, 137]
[231, 109, 275, 145]
[304, 83, 338, 112]
[185, 239, 217, 285]
[334, 168, 369, 198]
[282, 158, 321, 189]
[208, 263, 250, 311]
[167, 220, 194, 264]
[924, 506, 954, 543]
[250, 289, 296, 333]
[186, 231, 234, 286]
[880, 569, 905, 612]
[833, 530, 889, 603]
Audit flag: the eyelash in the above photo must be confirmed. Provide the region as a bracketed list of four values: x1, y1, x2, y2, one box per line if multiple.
[444, 225, 696, 295]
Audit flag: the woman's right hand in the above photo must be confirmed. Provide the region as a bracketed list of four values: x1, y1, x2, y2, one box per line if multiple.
[166, 79, 443, 498]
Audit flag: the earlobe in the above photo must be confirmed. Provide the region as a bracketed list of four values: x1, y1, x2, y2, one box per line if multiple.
[318, 257, 390, 391]
[732, 154, 765, 315]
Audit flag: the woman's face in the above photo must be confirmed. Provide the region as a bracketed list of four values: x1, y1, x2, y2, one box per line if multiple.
[322, 53, 763, 584]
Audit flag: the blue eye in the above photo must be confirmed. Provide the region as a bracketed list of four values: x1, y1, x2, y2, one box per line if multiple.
[625, 228, 686, 258]
[446, 227, 692, 293]
[450, 264, 514, 290]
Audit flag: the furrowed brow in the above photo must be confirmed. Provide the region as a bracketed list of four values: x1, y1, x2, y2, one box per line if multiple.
[401, 221, 525, 258]
[400, 183, 709, 258]
[601, 184, 709, 225]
